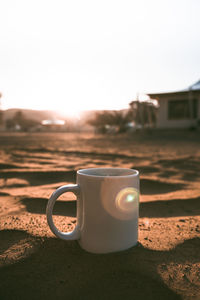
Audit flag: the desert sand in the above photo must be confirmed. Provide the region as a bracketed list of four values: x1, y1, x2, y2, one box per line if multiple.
[0, 131, 200, 300]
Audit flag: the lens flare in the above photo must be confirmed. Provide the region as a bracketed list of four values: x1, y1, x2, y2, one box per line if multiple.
[101, 183, 139, 220]
[115, 187, 139, 213]
[126, 194, 135, 202]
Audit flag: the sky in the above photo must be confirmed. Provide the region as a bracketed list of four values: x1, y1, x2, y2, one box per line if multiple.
[0, 0, 200, 117]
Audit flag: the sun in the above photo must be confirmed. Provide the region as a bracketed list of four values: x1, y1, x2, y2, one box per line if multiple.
[66, 109, 81, 119]
[56, 106, 81, 120]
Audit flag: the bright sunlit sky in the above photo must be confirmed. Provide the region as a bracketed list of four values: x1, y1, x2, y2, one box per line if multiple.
[0, 0, 200, 116]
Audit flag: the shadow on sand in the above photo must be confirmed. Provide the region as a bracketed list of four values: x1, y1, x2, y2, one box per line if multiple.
[21, 195, 200, 219]
[21, 197, 76, 217]
[0, 170, 76, 186]
[0, 229, 194, 300]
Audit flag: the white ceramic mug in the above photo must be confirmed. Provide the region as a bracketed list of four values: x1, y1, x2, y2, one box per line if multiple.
[46, 168, 139, 254]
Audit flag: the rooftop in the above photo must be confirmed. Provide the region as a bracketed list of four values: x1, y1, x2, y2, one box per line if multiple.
[148, 79, 200, 98]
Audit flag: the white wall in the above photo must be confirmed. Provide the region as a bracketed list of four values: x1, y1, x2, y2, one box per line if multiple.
[157, 95, 196, 129]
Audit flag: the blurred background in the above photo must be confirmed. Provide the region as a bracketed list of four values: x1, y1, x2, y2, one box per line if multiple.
[0, 0, 200, 133]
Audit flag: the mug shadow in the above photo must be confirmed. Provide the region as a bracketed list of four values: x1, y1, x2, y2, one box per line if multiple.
[1, 229, 197, 300]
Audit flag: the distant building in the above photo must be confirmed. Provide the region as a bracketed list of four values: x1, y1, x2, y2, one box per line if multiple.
[41, 119, 66, 131]
[147, 80, 200, 129]
[41, 119, 65, 126]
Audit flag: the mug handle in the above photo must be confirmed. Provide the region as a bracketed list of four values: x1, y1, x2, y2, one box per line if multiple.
[46, 184, 81, 240]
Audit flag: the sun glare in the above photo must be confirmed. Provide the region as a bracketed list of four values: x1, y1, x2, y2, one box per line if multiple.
[57, 107, 81, 120]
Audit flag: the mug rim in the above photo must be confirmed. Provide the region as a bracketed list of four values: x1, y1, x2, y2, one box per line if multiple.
[77, 167, 139, 178]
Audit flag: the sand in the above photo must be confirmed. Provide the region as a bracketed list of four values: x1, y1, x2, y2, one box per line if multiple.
[0, 131, 200, 299]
